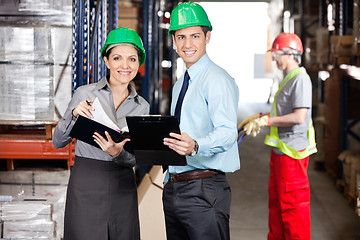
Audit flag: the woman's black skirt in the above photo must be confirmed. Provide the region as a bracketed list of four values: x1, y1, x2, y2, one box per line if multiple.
[64, 156, 140, 240]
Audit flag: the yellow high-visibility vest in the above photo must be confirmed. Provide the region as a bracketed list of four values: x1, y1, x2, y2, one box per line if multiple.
[264, 68, 317, 159]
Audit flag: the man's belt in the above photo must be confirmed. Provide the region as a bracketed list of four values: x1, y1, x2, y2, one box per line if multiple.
[169, 169, 224, 182]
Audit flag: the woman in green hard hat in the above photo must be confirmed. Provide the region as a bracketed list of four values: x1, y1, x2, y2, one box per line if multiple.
[162, 2, 240, 240]
[52, 27, 149, 240]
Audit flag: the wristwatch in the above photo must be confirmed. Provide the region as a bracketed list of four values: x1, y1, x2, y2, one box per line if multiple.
[190, 140, 199, 156]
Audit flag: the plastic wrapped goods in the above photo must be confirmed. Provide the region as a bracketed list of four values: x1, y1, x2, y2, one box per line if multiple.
[3, 219, 55, 238]
[0, 0, 72, 121]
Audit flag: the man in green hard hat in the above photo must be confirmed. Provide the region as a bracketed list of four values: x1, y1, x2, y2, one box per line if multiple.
[162, 2, 240, 240]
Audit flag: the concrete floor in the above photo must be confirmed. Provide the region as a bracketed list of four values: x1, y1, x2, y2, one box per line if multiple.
[228, 103, 360, 240]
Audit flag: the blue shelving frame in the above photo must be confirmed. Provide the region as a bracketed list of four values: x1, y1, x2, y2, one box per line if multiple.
[72, 0, 117, 93]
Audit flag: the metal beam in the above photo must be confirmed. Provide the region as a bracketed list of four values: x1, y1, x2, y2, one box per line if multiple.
[72, 0, 90, 92]
[72, 0, 117, 92]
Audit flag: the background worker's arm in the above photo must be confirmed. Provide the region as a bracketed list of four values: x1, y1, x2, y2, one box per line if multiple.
[268, 108, 307, 127]
[243, 108, 307, 136]
[238, 113, 262, 129]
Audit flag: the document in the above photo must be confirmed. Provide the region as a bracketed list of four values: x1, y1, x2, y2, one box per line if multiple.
[70, 98, 131, 151]
[91, 97, 122, 132]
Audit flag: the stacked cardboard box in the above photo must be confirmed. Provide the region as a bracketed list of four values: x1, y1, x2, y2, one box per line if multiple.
[330, 35, 353, 65]
[338, 151, 360, 207]
[137, 166, 166, 240]
[118, 2, 139, 32]
[324, 69, 343, 177]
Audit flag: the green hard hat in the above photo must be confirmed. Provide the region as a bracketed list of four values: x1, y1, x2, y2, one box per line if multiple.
[168, 2, 212, 35]
[101, 27, 146, 66]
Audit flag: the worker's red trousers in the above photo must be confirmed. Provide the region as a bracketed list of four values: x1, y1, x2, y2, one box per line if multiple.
[267, 150, 311, 240]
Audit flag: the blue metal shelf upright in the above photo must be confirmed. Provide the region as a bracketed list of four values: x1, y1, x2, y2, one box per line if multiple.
[142, 0, 178, 114]
[72, 0, 118, 93]
[142, 0, 160, 113]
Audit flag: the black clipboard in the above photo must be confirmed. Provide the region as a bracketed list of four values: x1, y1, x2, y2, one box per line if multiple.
[125, 116, 187, 166]
[70, 115, 132, 152]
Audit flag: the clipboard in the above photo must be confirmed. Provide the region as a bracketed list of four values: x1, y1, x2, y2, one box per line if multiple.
[125, 116, 187, 166]
[70, 115, 132, 152]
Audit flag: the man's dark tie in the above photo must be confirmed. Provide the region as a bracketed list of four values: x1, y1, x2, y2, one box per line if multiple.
[174, 70, 190, 123]
[163, 71, 190, 173]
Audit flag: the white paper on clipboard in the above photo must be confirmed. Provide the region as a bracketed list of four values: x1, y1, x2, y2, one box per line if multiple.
[90, 97, 121, 132]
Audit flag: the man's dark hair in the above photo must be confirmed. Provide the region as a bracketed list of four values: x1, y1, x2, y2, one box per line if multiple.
[200, 26, 210, 36]
[171, 26, 210, 36]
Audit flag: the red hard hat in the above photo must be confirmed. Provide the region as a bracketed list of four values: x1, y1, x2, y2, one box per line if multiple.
[268, 33, 303, 52]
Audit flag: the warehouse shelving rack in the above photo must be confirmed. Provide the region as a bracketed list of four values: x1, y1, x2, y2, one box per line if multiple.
[0, 1, 75, 170]
[72, 0, 118, 90]
[0, 121, 75, 170]
[0, 0, 117, 170]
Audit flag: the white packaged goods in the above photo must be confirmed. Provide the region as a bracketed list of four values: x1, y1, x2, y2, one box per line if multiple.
[3, 219, 55, 238]
[0, 170, 69, 239]
[0, 201, 51, 222]
[0, 0, 72, 121]
[0, 27, 72, 121]
[0, 170, 69, 198]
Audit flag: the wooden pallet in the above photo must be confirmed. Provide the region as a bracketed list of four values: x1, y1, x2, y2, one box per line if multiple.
[0, 120, 57, 140]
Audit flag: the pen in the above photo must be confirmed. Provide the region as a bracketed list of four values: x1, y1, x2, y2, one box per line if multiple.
[86, 100, 91, 106]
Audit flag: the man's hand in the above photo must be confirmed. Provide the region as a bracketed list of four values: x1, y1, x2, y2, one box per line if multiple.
[163, 132, 195, 156]
[244, 114, 269, 137]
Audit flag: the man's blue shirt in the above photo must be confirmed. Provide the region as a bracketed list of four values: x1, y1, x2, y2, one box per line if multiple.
[167, 53, 240, 179]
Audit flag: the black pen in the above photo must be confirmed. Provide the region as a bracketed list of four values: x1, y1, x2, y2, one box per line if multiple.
[86, 100, 92, 106]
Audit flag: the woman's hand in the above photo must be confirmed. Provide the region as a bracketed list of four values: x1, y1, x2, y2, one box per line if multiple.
[93, 131, 131, 156]
[72, 99, 94, 118]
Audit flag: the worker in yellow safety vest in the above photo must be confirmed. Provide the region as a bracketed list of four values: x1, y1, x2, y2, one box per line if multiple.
[239, 32, 317, 240]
